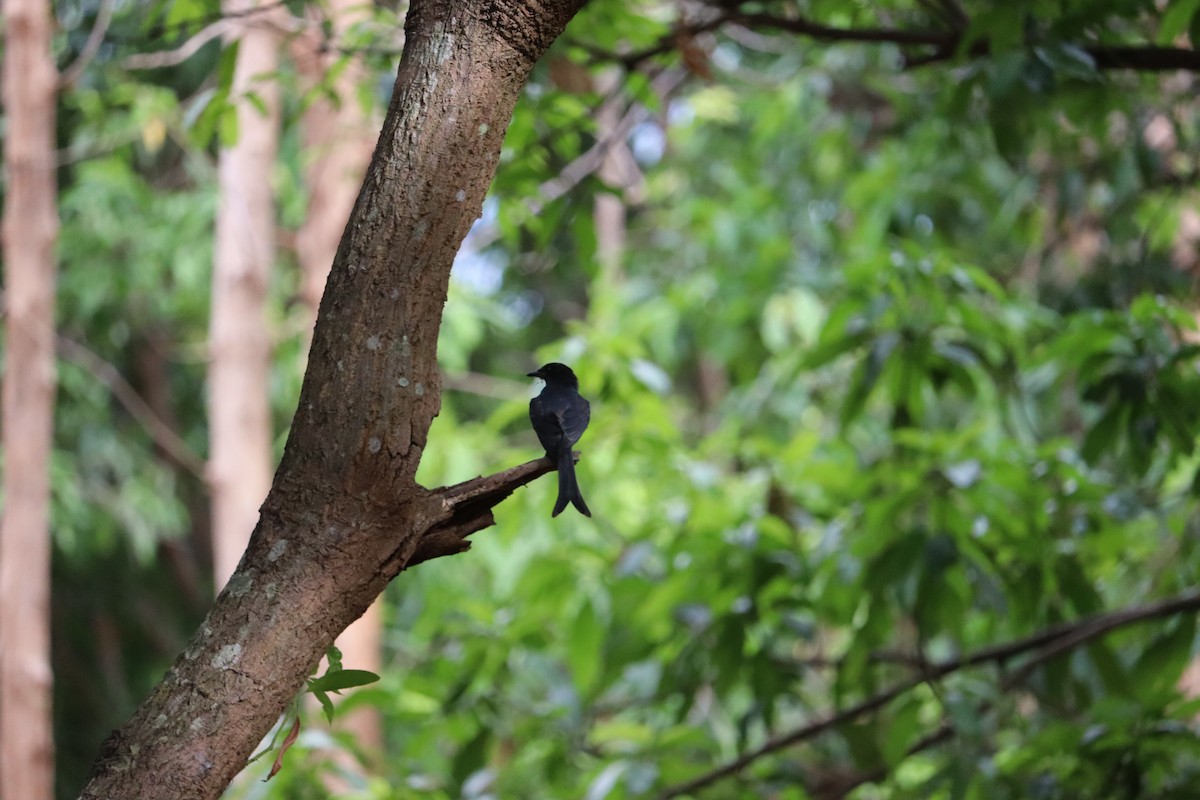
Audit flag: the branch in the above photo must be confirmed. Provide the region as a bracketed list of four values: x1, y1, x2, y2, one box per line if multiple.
[56, 335, 208, 479]
[605, 8, 1200, 74]
[122, 2, 298, 70]
[464, 67, 687, 253]
[403, 454, 577, 567]
[734, 11, 946, 47]
[656, 591, 1200, 799]
[58, 0, 115, 88]
[1088, 45, 1200, 72]
[122, 19, 234, 69]
[827, 600, 1176, 798]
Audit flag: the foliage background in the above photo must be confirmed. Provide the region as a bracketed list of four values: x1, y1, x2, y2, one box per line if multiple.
[30, 0, 1200, 797]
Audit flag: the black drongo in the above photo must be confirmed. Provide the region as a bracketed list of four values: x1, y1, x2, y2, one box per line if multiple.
[528, 362, 592, 517]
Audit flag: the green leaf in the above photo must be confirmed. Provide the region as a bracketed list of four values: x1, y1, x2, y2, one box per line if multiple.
[882, 694, 924, 767]
[840, 332, 899, 427]
[1081, 403, 1127, 463]
[1033, 43, 1098, 82]
[988, 102, 1031, 167]
[218, 103, 239, 149]
[451, 728, 491, 786]
[1131, 615, 1197, 702]
[1159, 0, 1200, 43]
[1086, 642, 1130, 696]
[325, 645, 344, 672]
[963, 7, 1025, 54]
[568, 599, 606, 694]
[313, 689, 335, 725]
[307, 669, 381, 694]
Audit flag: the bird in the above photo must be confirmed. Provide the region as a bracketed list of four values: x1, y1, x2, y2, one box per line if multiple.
[528, 362, 592, 517]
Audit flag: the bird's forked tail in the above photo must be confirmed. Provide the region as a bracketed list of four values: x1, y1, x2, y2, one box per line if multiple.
[552, 446, 591, 518]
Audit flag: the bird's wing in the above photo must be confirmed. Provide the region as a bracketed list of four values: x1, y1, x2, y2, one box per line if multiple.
[529, 395, 558, 452]
[559, 395, 590, 447]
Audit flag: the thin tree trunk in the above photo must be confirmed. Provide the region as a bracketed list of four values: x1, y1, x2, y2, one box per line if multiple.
[593, 69, 628, 279]
[293, 0, 380, 320]
[209, 0, 283, 590]
[0, 0, 59, 793]
[78, 3, 587, 798]
[292, 0, 384, 753]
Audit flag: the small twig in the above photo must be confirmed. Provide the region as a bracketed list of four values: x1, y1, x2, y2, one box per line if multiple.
[123, 19, 234, 70]
[734, 11, 946, 47]
[465, 67, 687, 253]
[656, 591, 1200, 799]
[56, 335, 208, 479]
[122, 2, 299, 70]
[599, 8, 1200, 74]
[58, 0, 116, 88]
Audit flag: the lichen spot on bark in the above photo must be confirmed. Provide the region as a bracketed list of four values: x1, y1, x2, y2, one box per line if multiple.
[368, 436, 382, 454]
[455, 189, 466, 202]
[211, 643, 243, 669]
[415, 383, 425, 397]
[429, 21, 454, 63]
[226, 572, 254, 597]
[398, 335, 413, 371]
[478, 123, 489, 136]
[366, 334, 381, 351]
[397, 376, 410, 388]
[267, 539, 289, 562]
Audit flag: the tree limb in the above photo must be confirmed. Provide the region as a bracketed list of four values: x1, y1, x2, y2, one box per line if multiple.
[122, 2, 299, 70]
[58, 0, 115, 88]
[464, 66, 687, 253]
[406, 454, 576, 567]
[56, 335, 208, 479]
[656, 590, 1200, 799]
[605, 8, 1200, 74]
[825, 596, 1193, 798]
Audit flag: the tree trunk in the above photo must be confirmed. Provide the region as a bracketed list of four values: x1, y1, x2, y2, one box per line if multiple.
[208, 0, 283, 589]
[0, 0, 59, 794]
[292, 0, 385, 753]
[78, 2, 586, 798]
[593, 68, 637, 280]
[293, 0, 381, 321]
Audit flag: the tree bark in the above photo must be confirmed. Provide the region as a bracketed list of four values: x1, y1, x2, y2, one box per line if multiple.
[0, 0, 59, 794]
[78, 2, 587, 798]
[209, 0, 283, 590]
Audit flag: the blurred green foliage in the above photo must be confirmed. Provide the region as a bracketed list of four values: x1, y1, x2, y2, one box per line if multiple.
[29, 0, 1200, 797]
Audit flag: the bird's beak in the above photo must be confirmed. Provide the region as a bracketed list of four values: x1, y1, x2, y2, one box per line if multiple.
[527, 370, 540, 378]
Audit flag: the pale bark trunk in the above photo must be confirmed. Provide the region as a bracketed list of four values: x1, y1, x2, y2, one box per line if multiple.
[79, 3, 586, 798]
[592, 68, 645, 279]
[0, 0, 59, 794]
[594, 70, 628, 278]
[292, 0, 384, 752]
[209, 0, 283, 590]
[293, 0, 381, 320]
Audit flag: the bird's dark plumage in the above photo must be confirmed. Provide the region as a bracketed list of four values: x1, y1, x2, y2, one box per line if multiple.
[528, 362, 592, 517]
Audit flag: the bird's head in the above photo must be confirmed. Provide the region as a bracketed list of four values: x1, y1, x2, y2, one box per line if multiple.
[528, 362, 579, 388]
